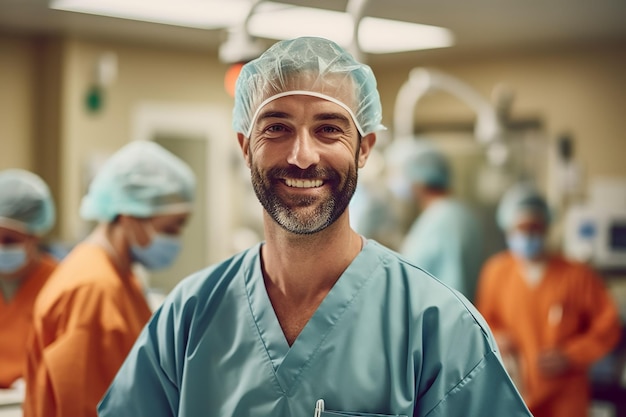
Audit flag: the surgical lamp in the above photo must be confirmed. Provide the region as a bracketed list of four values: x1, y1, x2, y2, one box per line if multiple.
[393, 67, 508, 166]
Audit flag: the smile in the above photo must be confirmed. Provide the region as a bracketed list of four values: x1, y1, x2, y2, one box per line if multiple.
[284, 178, 324, 188]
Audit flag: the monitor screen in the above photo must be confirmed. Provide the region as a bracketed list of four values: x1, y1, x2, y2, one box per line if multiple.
[609, 222, 626, 251]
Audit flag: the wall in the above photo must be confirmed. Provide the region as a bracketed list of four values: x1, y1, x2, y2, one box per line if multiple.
[2, 32, 625, 248]
[0, 35, 36, 171]
[373, 41, 626, 183]
[57, 38, 237, 242]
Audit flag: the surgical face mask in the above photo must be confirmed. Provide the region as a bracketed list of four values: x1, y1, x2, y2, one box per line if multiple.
[507, 232, 545, 260]
[0, 244, 28, 274]
[130, 229, 182, 271]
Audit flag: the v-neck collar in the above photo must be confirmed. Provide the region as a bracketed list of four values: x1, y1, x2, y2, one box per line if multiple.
[243, 240, 381, 395]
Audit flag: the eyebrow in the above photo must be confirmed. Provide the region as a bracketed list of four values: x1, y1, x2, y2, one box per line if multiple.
[256, 111, 351, 125]
[314, 112, 351, 125]
[257, 111, 290, 122]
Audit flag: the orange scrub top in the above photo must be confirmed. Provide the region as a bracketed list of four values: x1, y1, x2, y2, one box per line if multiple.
[476, 251, 622, 417]
[23, 243, 152, 417]
[0, 254, 57, 388]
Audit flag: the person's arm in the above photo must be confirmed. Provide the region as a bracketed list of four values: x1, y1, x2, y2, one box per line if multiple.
[98, 303, 180, 417]
[418, 351, 532, 417]
[558, 265, 622, 370]
[414, 299, 532, 417]
[24, 285, 143, 417]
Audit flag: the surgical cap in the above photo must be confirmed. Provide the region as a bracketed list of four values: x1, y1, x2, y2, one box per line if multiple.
[0, 169, 55, 235]
[388, 138, 450, 189]
[80, 141, 196, 222]
[233, 36, 384, 138]
[496, 182, 551, 231]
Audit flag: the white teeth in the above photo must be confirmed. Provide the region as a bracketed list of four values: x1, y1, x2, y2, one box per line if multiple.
[285, 179, 324, 188]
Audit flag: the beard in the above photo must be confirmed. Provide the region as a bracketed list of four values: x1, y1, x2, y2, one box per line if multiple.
[250, 156, 359, 235]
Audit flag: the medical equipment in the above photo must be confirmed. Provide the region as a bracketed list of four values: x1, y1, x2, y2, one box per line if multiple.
[564, 206, 626, 270]
[393, 67, 504, 147]
[563, 178, 626, 270]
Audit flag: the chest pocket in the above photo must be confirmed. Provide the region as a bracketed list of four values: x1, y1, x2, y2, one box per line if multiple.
[314, 399, 407, 417]
[322, 412, 407, 417]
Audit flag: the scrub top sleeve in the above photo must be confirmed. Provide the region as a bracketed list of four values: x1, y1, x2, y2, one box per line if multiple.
[422, 351, 532, 417]
[98, 307, 179, 417]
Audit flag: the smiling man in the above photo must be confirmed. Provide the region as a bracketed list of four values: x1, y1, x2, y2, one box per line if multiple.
[98, 37, 533, 417]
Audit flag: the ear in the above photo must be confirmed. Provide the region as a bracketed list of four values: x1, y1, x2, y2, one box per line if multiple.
[237, 133, 251, 169]
[357, 133, 377, 168]
[118, 215, 151, 247]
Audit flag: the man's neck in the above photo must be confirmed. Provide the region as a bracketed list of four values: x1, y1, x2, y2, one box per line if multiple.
[85, 223, 133, 278]
[260, 213, 362, 305]
[260, 213, 363, 345]
[419, 189, 449, 210]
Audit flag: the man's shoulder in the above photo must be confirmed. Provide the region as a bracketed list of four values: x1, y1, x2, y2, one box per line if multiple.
[364, 240, 471, 299]
[169, 244, 260, 299]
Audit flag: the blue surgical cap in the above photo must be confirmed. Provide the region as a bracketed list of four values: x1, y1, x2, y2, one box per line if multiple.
[0, 169, 55, 236]
[387, 138, 450, 189]
[80, 141, 196, 222]
[233, 36, 384, 138]
[496, 182, 551, 231]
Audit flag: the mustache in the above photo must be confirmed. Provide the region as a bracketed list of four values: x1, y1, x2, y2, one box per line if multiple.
[267, 166, 339, 181]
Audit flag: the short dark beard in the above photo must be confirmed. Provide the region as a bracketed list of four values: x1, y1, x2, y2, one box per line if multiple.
[250, 151, 359, 235]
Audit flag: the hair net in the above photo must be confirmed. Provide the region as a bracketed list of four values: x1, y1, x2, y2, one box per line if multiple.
[386, 138, 450, 189]
[496, 182, 551, 231]
[233, 36, 384, 138]
[80, 141, 196, 222]
[0, 169, 55, 235]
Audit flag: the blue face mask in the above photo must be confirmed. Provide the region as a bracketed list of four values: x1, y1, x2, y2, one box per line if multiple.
[130, 233, 182, 271]
[507, 232, 545, 260]
[0, 244, 28, 274]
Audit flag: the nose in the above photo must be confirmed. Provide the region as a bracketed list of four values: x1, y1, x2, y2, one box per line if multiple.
[286, 130, 320, 169]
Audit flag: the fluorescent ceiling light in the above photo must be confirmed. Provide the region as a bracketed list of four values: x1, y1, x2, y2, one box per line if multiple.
[50, 0, 250, 29]
[249, 2, 454, 53]
[50, 0, 454, 53]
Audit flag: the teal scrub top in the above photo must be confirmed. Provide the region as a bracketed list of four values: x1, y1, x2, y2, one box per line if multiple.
[98, 240, 530, 417]
[400, 198, 484, 301]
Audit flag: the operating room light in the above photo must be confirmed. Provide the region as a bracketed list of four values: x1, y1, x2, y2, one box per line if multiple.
[50, 0, 251, 29]
[249, 3, 454, 53]
[50, 0, 454, 53]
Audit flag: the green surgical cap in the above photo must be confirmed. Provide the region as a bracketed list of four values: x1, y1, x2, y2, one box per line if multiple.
[233, 36, 384, 137]
[0, 169, 55, 235]
[80, 141, 196, 222]
[496, 182, 551, 231]
[387, 138, 450, 189]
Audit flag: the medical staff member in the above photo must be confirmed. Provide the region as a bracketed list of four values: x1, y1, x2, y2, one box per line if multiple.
[395, 140, 484, 301]
[23, 141, 195, 417]
[98, 37, 531, 417]
[0, 169, 57, 389]
[476, 183, 621, 417]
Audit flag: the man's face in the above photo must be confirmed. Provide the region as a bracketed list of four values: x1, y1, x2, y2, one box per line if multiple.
[511, 211, 547, 236]
[239, 94, 375, 235]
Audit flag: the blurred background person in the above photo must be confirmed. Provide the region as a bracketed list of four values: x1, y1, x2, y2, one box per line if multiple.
[475, 182, 622, 417]
[0, 169, 57, 390]
[23, 140, 196, 417]
[391, 139, 484, 302]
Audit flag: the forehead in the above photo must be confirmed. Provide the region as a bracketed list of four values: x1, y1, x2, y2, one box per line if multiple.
[255, 94, 356, 127]
[0, 226, 31, 241]
[150, 212, 190, 227]
[512, 210, 546, 229]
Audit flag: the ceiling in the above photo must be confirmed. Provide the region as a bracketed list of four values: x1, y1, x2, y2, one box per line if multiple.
[1, 0, 626, 65]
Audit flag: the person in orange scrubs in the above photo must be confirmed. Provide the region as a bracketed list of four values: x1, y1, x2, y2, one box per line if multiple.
[23, 141, 196, 417]
[476, 183, 622, 417]
[0, 169, 58, 389]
